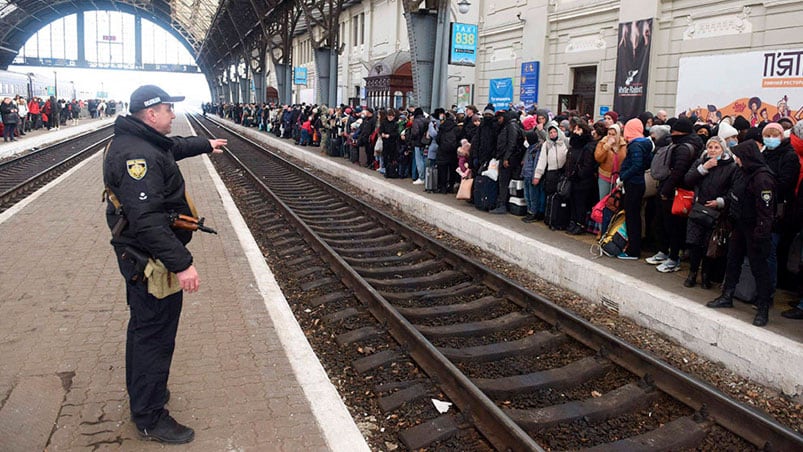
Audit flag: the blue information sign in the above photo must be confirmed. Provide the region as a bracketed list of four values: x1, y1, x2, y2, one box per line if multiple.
[519, 61, 539, 105]
[449, 23, 478, 67]
[489, 78, 514, 111]
[293, 67, 308, 85]
[600, 106, 610, 117]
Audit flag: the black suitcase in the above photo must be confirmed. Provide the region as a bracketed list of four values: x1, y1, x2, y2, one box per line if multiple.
[545, 193, 570, 230]
[384, 160, 399, 179]
[473, 175, 498, 211]
[349, 146, 359, 163]
[425, 164, 438, 192]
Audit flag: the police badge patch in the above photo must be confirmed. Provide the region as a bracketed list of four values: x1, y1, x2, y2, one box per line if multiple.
[761, 190, 773, 207]
[126, 159, 147, 180]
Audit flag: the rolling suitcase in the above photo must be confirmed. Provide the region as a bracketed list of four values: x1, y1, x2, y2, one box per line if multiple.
[508, 196, 527, 216]
[349, 145, 359, 163]
[473, 175, 498, 211]
[425, 164, 438, 192]
[545, 193, 570, 230]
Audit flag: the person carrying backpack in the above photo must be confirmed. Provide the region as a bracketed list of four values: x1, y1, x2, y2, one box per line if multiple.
[647, 118, 703, 272]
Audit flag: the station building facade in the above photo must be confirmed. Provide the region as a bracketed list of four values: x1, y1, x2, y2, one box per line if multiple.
[268, 0, 803, 120]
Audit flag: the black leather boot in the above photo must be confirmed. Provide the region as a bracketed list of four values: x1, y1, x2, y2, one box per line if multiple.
[683, 271, 697, 288]
[753, 305, 769, 326]
[700, 273, 712, 290]
[706, 288, 734, 308]
[138, 411, 194, 444]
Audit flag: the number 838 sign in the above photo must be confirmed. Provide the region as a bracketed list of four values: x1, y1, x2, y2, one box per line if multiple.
[449, 23, 478, 67]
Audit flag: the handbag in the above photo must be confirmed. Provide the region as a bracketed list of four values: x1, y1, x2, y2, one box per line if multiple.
[643, 170, 659, 198]
[706, 221, 730, 259]
[671, 188, 694, 216]
[542, 169, 562, 194]
[689, 202, 720, 228]
[557, 176, 572, 199]
[456, 177, 474, 200]
[375, 136, 383, 152]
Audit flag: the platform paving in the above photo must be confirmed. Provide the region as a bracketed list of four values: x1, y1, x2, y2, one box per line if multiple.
[212, 114, 803, 397]
[0, 115, 369, 450]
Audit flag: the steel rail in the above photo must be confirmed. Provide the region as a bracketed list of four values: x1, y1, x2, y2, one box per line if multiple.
[188, 113, 544, 452]
[0, 123, 114, 170]
[192, 113, 803, 451]
[0, 134, 113, 207]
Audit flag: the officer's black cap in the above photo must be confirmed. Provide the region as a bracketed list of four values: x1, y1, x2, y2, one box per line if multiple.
[129, 85, 185, 113]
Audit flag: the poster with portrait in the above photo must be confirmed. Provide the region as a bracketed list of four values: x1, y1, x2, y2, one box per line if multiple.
[613, 18, 652, 121]
[675, 49, 803, 125]
[457, 84, 473, 109]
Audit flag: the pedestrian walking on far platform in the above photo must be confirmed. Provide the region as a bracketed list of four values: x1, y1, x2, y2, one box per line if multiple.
[102, 84, 227, 443]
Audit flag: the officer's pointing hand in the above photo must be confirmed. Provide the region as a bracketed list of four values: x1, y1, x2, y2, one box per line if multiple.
[177, 265, 200, 293]
[209, 138, 227, 154]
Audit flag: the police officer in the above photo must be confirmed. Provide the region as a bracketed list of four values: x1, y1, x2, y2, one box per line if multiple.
[706, 140, 775, 326]
[103, 85, 226, 443]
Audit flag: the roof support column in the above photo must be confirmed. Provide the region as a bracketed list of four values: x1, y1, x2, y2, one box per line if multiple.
[403, 8, 438, 113]
[77, 11, 86, 67]
[134, 14, 142, 69]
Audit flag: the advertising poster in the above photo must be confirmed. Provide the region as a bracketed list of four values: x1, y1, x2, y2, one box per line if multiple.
[293, 66, 308, 85]
[457, 84, 473, 108]
[449, 23, 478, 66]
[520, 61, 539, 105]
[489, 78, 513, 111]
[676, 49, 803, 125]
[613, 18, 652, 120]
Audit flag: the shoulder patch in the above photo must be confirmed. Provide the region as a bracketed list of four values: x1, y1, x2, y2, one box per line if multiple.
[761, 190, 773, 207]
[126, 159, 147, 180]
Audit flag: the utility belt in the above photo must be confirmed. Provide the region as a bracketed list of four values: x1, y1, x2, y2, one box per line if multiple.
[120, 246, 182, 299]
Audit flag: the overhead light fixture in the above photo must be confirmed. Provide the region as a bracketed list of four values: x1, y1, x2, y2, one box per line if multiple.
[457, 0, 471, 14]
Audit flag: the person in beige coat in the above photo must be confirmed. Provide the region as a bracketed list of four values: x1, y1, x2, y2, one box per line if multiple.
[594, 123, 628, 200]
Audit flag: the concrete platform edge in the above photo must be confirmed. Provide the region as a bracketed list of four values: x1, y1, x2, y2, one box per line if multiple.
[198, 141, 370, 450]
[212, 116, 802, 396]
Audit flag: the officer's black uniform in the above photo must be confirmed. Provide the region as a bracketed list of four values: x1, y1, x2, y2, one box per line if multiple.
[103, 93, 212, 435]
[707, 140, 776, 326]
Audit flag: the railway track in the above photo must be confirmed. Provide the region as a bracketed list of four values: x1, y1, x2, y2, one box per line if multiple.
[0, 125, 114, 212]
[190, 113, 802, 451]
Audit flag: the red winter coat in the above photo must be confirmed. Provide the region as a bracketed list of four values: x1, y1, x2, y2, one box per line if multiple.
[28, 99, 40, 114]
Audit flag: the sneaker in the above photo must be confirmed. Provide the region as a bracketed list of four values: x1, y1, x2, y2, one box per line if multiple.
[412, 179, 425, 185]
[645, 251, 669, 265]
[138, 412, 194, 444]
[617, 253, 638, 260]
[656, 259, 681, 273]
[521, 213, 538, 223]
[489, 206, 508, 214]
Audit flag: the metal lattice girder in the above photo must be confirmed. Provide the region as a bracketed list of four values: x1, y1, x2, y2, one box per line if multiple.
[0, 0, 224, 69]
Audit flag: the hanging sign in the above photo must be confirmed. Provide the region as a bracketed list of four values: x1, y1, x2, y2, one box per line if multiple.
[613, 18, 653, 121]
[519, 61, 539, 105]
[294, 67, 308, 85]
[489, 78, 513, 111]
[449, 23, 478, 67]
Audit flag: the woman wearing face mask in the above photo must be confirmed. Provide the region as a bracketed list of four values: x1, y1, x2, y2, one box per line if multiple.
[760, 122, 801, 296]
[682, 136, 737, 288]
[716, 122, 739, 150]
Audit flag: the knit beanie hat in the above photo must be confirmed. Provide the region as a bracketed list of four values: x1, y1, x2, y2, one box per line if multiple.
[717, 122, 738, 140]
[732, 115, 750, 131]
[762, 122, 784, 135]
[605, 110, 619, 123]
[608, 123, 621, 135]
[671, 118, 693, 135]
[483, 103, 495, 115]
[623, 118, 644, 142]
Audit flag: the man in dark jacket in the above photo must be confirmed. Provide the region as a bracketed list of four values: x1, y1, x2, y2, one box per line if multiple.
[650, 118, 702, 272]
[410, 108, 429, 183]
[470, 104, 499, 179]
[490, 110, 521, 213]
[564, 120, 597, 234]
[103, 85, 227, 443]
[358, 107, 377, 167]
[435, 112, 458, 193]
[760, 122, 801, 295]
[461, 105, 479, 143]
[707, 140, 775, 326]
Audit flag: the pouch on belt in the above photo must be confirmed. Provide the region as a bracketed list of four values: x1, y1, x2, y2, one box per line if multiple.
[144, 259, 182, 299]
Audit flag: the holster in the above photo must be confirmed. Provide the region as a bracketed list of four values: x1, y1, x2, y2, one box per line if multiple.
[121, 246, 149, 283]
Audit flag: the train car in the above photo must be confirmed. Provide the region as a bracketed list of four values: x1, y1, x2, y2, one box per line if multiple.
[0, 70, 77, 100]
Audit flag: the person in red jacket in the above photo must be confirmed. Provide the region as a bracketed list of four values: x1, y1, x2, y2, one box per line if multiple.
[28, 97, 41, 130]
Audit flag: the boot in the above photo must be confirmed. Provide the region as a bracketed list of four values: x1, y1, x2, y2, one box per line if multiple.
[700, 272, 712, 290]
[753, 305, 769, 326]
[683, 271, 697, 288]
[706, 288, 734, 308]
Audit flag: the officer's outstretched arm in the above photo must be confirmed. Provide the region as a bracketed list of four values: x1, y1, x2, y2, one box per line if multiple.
[170, 136, 213, 161]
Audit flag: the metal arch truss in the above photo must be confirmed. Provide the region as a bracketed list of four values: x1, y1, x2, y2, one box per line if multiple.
[0, 0, 223, 69]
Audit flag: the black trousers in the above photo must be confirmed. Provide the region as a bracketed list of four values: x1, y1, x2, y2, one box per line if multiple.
[436, 162, 453, 193]
[623, 182, 646, 257]
[570, 185, 592, 225]
[658, 198, 688, 261]
[117, 252, 182, 430]
[495, 163, 514, 208]
[723, 225, 772, 308]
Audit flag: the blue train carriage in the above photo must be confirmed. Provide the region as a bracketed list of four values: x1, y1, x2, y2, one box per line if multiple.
[0, 71, 31, 99]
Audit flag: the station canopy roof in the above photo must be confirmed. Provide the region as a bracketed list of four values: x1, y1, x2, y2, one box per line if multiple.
[0, 0, 223, 69]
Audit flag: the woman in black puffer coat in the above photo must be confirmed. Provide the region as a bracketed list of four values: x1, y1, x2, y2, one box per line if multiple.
[436, 112, 459, 193]
[682, 136, 738, 288]
[564, 119, 597, 234]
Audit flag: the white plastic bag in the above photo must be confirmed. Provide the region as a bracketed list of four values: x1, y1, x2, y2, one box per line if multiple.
[481, 158, 500, 181]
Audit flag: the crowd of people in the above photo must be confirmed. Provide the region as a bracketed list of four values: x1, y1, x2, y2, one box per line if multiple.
[0, 95, 122, 142]
[209, 99, 803, 328]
